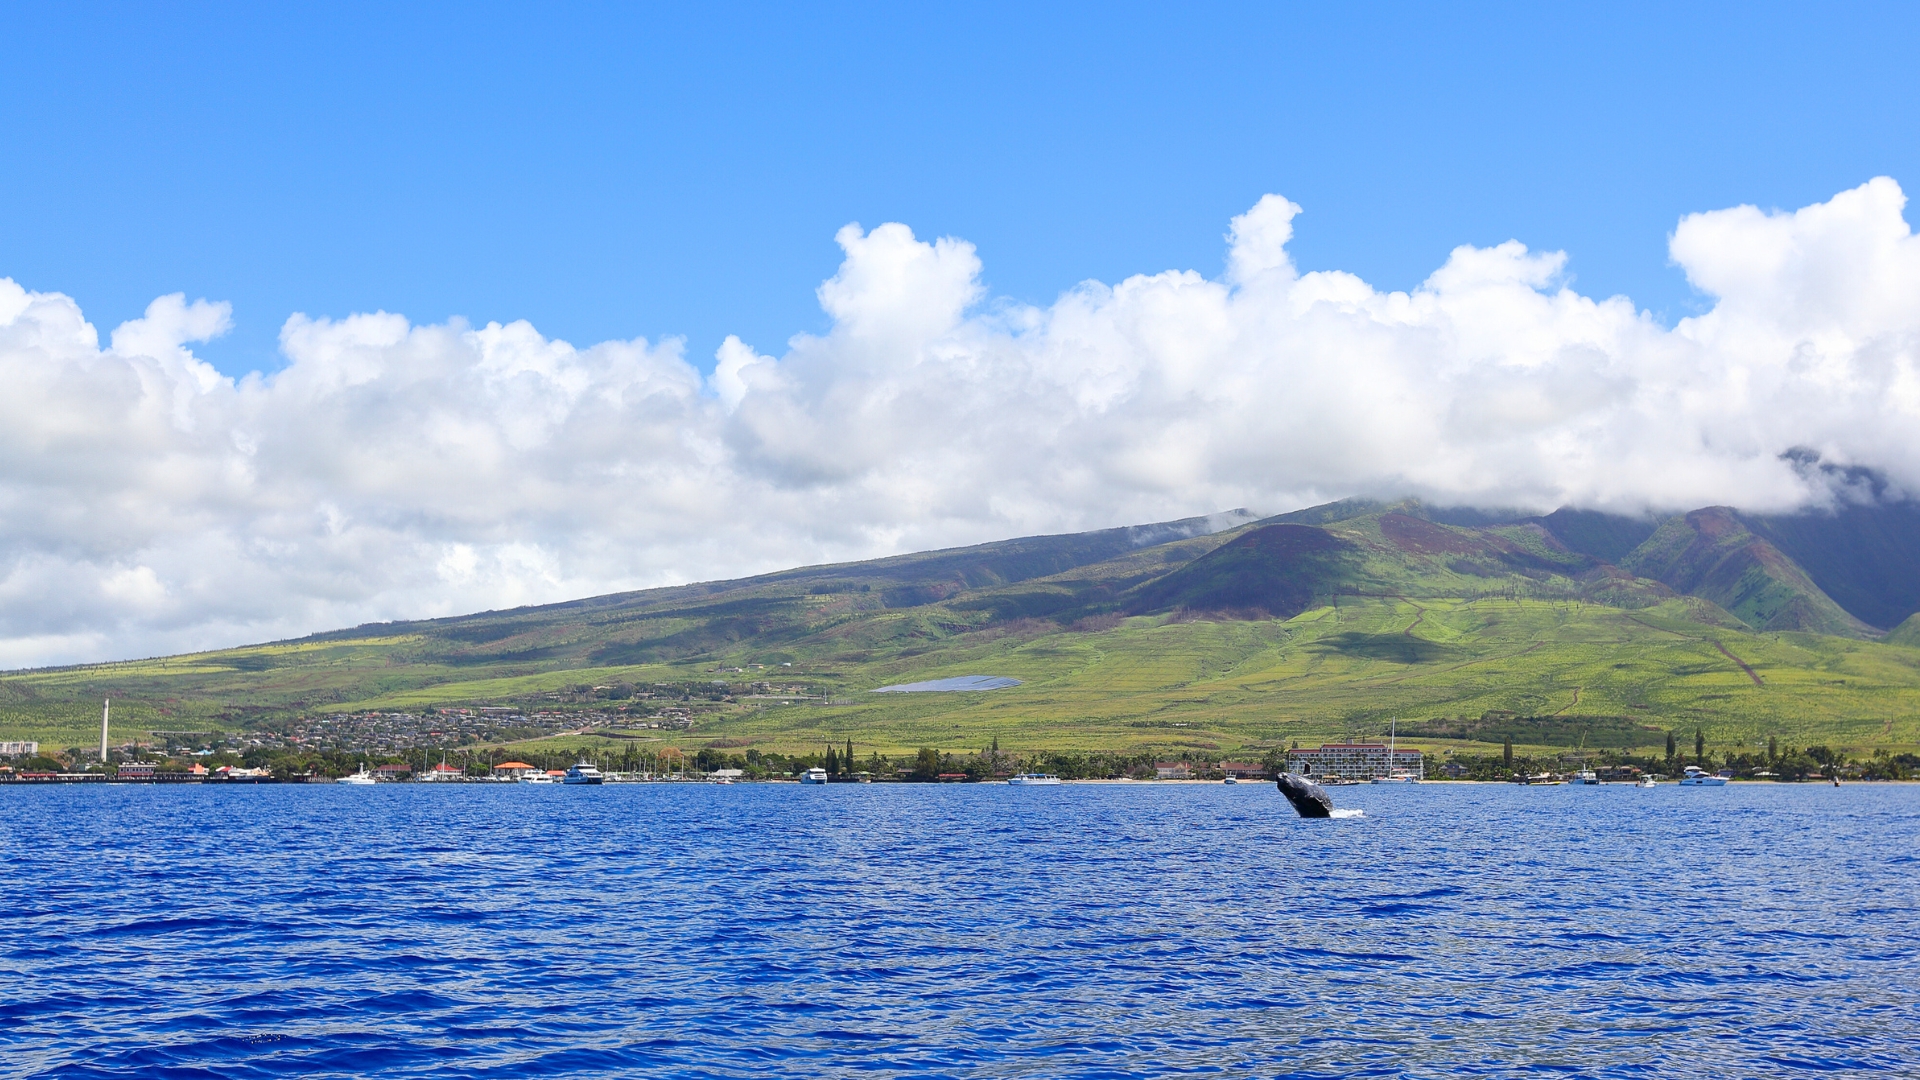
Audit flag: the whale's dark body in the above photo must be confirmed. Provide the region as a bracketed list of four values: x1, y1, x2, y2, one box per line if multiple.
[1276, 773, 1335, 818]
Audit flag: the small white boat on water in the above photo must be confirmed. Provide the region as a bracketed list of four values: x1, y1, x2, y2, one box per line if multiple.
[519, 772, 556, 785]
[800, 767, 829, 784]
[337, 764, 376, 785]
[1678, 765, 1729, 786]
[1567, 769, 1600, 785]
[563, 763, 604, 785]
[1007, 773, 1061, 785]
[1222, 776, 1238, 785]
[1638, 775, 1659, 788]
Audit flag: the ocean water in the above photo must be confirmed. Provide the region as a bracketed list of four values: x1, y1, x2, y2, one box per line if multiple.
[2, 782, 1916, 1078]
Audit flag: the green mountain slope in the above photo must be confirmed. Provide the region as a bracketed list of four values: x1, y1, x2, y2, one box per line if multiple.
[1620, 508, 1874, 637]
[1125, 524, 1363, 617]
[1530, 507, 1659, 563]
[1740, 501, 1920, 631]
[6, 500, 1920, 758]
[1884, 614, 1920, 648]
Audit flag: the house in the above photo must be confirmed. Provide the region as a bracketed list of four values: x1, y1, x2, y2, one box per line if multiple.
[491, 761, 537, 779]
[1155, 761, 1192, 780]
[375, 764, 413, 779]
[419, 763, 466, 782]
[1440, 760, 1469, 779]
[1218, 761, 1267, 780]
[117, 761, 157, 780]
[187, 763, 209, 777]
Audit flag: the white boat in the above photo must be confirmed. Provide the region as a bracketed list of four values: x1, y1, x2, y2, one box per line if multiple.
[1007, 773, 1061, 785]
[800, 767, 829, 784]
[518, 772, 556, 785]
[563, 763, 604, 785]
[1222, 776, 1238, 785]
[1567, 769, 1600, 785]
[1637, 775, 1659, 788]
[337, 765, 376, 785]
[1678, 765, 1728, 786]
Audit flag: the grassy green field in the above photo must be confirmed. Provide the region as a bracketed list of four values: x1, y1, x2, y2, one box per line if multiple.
[7, 502, 1920, 762]
[10, 595, 1920, 762]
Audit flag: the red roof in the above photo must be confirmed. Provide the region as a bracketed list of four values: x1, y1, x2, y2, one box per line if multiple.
[493, 761, 534, 770]
[1294, 743, 1391, 751]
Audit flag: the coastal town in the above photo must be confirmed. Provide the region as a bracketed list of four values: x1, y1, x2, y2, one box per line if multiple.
[4, 730, 1913, 785]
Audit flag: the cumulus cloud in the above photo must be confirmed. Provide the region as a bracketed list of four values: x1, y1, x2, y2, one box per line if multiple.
[3, 179, 1919, 665]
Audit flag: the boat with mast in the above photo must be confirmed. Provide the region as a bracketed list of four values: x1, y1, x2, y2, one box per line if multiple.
[1371, 718, 1419, 783]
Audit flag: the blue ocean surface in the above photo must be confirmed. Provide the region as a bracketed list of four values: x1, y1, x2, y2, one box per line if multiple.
[2, 782, 1917, 1078]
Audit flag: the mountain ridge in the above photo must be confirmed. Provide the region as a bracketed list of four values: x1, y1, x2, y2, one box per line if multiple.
[5, 496, 1920, 759]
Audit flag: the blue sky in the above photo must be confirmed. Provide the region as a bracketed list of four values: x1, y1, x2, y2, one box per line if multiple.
[6, 1, 1916, 378]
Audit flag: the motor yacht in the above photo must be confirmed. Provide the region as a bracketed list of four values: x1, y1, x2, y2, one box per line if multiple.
[1637, 775, 1659, 788]
[800, 767, 829, 784]
[1007, 773, 1061, 785]
[1567, 769, 1600, 785]
[1221, 775, 1238, 785]
[337, 765, 376, 786]
[563, 762, 605, 785]
[518, 771, 556, 785]
[1678, 765, 1729, 786]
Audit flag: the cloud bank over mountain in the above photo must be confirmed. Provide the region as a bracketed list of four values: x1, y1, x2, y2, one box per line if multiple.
[3, 179, 1918, 665]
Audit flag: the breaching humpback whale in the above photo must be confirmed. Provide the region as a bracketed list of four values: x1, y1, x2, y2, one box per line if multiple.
[1276, 772, 1335, 818]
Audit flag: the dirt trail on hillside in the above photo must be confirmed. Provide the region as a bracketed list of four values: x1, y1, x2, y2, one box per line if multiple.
[1398, 597, 1427, 638]
[1712, 640, 1765, 686]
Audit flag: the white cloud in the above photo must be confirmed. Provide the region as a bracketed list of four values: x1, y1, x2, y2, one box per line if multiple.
[2, 179, 1919, 665]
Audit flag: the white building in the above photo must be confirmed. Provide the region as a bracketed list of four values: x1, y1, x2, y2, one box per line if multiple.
[0, 741, 38, 756]
[1287, 743, 1424, 781]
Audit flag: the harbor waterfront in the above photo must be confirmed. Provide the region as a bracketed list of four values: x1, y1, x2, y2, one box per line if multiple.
[3, 783, 1916, 1077]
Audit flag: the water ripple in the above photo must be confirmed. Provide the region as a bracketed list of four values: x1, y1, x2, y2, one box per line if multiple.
[2, 783, 1917, 1077]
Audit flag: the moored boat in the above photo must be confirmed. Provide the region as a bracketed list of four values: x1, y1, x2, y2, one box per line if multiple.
[337, 765, 375, 785]
[800, 767, 829, 784]
[1007, 773, 1061, 785]
[563, 762, 605, 785]
[1678, 765, 1728, 786]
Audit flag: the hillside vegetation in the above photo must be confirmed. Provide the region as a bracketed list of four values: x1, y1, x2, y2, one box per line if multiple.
[6, 499, 1920, 761]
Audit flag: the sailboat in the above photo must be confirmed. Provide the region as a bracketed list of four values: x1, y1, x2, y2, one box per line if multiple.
[1566, 735, 1599, 784]
[1371, 719, 1419, 783]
